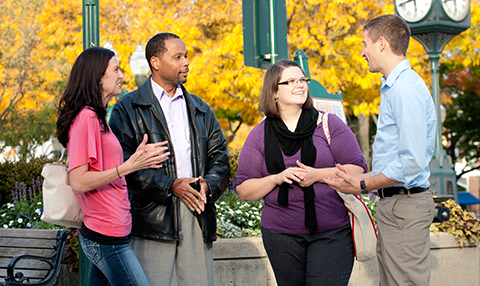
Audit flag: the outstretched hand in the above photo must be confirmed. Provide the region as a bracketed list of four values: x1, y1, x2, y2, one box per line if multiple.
[323, 164, 362, 195]
[124, 134, 170, 172]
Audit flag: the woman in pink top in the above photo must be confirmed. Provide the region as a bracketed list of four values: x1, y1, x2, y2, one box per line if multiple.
[56, 47, 169, 286]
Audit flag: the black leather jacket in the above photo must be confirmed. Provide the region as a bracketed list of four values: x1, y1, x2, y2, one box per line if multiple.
[109, 79, 230, 243]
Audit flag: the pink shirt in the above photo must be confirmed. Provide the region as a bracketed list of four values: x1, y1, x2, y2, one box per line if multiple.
[67, 107, 131, 237]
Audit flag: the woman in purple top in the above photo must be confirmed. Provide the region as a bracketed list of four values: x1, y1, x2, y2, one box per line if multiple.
[235, 60, 367, 285]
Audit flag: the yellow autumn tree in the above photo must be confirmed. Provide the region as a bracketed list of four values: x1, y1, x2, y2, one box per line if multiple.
[2, 0, 480, 157]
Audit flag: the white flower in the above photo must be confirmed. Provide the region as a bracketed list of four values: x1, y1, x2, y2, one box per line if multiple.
[7, 203, 14, 209]
[1, 213, 5, 217]
[26, 223, 32, 228]
[17, 218, 23, 223]
[37, 202, 42, 205]
[9, 220, 13, 226]
[3, 225, 8, 228]
[35, 209, 41, 215]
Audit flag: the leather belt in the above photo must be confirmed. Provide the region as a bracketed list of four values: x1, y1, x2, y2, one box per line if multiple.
[377, 187, 428, 198]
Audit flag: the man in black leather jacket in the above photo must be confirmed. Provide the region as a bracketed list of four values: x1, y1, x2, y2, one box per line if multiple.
[109, 33, 230, 286]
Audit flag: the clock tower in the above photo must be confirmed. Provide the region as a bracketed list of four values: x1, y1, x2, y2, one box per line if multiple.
[395, 0, 471, 200]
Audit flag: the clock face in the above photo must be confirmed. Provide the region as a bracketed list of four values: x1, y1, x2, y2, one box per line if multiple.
[395, 0, 433, 22]
[441, 0, 470, 21]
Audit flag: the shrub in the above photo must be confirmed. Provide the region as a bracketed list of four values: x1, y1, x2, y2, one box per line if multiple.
[217, 148, 263, 238]
[0, 157, 55, 205]
[216, 189, 262, 238]
[430, 199, 480, 247]
[0, 178, 57, 229]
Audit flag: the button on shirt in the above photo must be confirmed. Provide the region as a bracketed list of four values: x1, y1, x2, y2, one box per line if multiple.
[372, 60, 436, 188]
[151, 80, 192, 179]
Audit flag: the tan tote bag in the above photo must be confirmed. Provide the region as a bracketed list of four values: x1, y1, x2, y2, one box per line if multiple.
[41, 150, 84, 228]
[322, 112, 378, 261]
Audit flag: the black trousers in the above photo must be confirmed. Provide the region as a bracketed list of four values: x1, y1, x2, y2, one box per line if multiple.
[262, 224, 354, 286]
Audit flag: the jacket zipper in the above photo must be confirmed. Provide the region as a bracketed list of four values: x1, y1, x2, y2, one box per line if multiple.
[151, 106, 181, 237]
[191, 108, 205, 236]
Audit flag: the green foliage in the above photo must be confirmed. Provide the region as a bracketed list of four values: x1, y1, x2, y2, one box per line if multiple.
[0, 179, 57, 229]
[430, 199, 480, 247]
[1, 103, 57, 159]
[216, 189, 262, 238]
[362, 193, 379, 226]
[228, 147, 240, 181]
[0, 157, 55, 205]
[441, 63, 480, 179]
[62, 229, 80, 274]
[217, 147, 263, 238]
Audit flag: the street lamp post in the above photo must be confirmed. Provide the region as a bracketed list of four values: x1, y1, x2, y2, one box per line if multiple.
[103, 39, 119, 64]
[82, 0, 99, 50]
[103, 40, 122, 119]
[129, 43, 150, 87]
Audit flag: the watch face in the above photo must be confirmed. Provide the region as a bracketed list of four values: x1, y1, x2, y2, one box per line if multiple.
[441, 0, 470, 21]
[395, 0, 433, 22]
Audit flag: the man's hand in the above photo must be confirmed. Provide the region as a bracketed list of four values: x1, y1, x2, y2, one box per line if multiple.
[324, 164, 362, 195]
[197, 176, 209, 211]
[170, 178, 207, 214]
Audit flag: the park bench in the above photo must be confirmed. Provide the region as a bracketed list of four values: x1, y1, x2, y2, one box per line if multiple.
[0, 228, 68, 286]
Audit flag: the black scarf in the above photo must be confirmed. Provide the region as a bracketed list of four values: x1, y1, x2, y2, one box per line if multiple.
[265, 108, 319, 233]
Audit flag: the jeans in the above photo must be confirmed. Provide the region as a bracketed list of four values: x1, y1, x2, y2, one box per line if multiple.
[79, 233, 150, 286]
[262, 224, 354, 286]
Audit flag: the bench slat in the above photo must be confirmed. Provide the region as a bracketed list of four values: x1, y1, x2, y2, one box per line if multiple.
[0, 229, 60, 239]
[0, 248, 53, 258]
[0, 237, 57, 249]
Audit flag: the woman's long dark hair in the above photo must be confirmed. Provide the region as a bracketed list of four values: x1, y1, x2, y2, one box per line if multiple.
[56, 47, 115, 147]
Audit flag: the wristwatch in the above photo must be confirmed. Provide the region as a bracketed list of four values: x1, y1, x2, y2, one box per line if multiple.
[360, 180, 369, 195]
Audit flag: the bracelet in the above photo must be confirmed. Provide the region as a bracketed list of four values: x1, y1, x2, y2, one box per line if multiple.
[116, 166, 121, 178]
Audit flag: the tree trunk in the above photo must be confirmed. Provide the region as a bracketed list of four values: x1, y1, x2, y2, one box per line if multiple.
[357, 113, 371, 170]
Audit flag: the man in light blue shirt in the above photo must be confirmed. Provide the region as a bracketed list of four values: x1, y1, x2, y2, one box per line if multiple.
[325, 15, 436, 285]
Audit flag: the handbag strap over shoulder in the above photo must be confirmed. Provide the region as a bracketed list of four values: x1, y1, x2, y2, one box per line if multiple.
[322, 112, 331, 145]
[57, 148, 69, 165]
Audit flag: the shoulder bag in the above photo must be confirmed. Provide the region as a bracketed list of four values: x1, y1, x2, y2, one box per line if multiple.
[322, 112, 378, 261]
[40, 149, 84, 228]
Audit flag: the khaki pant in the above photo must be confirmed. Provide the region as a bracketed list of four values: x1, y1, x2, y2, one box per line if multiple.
[130, 201, 214, 286]
[376, 190, 435, 286]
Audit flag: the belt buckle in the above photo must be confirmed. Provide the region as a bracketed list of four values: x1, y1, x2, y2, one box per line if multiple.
[398, 188, 407, 195]
[378, 188, 385, 198]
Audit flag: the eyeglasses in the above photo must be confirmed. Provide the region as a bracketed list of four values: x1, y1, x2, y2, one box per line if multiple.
[278, 77, 311, 86]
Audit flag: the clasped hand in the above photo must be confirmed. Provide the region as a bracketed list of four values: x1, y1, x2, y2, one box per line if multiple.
[170, 177, 208, 214]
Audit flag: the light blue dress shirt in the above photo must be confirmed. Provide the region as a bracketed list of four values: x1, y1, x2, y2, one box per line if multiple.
[372, 60, 437, 188]
[151, 79, 193, 179]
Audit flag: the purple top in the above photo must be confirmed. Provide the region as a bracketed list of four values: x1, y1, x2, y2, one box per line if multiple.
[235, 113, 367, 234]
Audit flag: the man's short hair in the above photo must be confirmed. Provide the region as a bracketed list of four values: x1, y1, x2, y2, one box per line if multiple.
[364, 14, 411, 56]
[145, 33, 180, 71]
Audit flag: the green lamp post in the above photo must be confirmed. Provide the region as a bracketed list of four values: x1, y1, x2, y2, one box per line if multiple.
[80, 1, 100, 285]
[394, 0, 471, 200]
[82, 0, 99, 50]
[242, 0, 288, 69]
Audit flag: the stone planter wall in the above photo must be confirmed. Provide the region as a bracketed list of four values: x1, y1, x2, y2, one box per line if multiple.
[213, 232, 480, 286]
